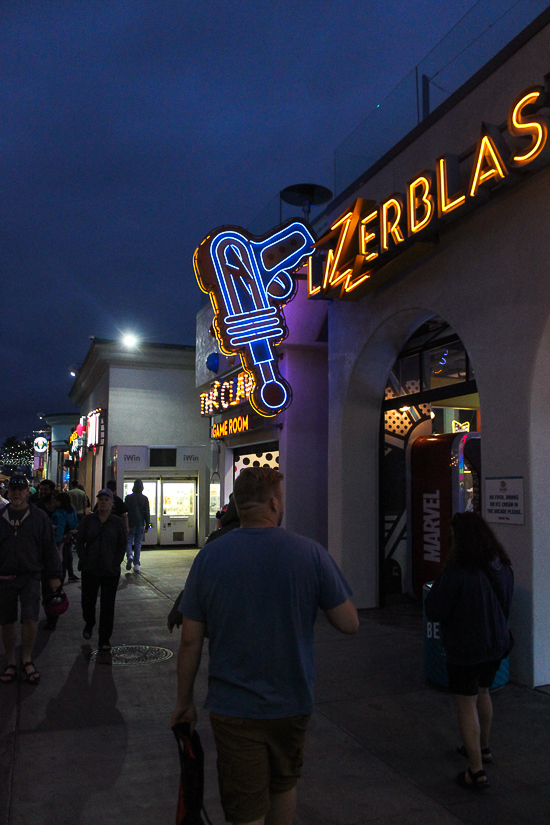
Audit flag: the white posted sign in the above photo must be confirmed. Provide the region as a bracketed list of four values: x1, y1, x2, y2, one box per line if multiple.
[485, 477, 524, 524]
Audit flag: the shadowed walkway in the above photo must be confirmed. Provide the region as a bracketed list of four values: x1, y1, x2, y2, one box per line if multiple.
[1, 549, 549, 824]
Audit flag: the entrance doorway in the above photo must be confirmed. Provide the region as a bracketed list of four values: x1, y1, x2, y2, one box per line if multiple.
[123, 477, 197, 546]
[379, 317, 480, 603]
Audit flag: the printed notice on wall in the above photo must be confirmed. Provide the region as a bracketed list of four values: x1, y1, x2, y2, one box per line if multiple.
[484, 477, 524, 524]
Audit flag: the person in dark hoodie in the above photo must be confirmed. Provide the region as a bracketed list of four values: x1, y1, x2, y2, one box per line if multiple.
[76, 488, 126, 651]
[425, 511, 513, 791]
[0, 475, 62, 685]
[167, 495, 240, 633]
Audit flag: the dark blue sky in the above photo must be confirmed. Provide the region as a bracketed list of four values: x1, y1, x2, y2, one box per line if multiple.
[0, 0, 477, 440]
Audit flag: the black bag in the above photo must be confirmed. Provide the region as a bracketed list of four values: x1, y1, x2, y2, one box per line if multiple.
[483, 568, 514, 658]
[173, 723, 210, 825]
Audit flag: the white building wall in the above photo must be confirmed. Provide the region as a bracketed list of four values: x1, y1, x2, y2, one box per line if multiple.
[107, 366, 208, 449]
[326, 24, 550, 686]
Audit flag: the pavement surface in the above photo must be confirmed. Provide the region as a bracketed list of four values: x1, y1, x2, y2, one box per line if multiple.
[1, 548, 549, 825]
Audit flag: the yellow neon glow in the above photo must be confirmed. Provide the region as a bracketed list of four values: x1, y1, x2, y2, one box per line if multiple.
[452, 420, 470, 433]
[330, 210, 353, 231]
[322, 248, 335, 290]
[469, 135, 508, 197]
[323, 213, 353, 288]
[437, 157, 465, 215]
[381, 198, 404, 252]
[407, 176, 434, 234]
[509, 90, 548, 166]
[360, 210, 378, 261]
[343, 269, 371, 293]
[307, 256, 320, 297]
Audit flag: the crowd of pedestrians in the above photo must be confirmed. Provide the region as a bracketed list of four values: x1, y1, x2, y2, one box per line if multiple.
[0, 474, 150, 677]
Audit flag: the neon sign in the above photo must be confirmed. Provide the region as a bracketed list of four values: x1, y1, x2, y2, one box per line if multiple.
[200, 371, 254, 416]
[33, 436, 48, 454]
[310, 82, 550, 300]
[212, 414, 249, 439]
[194, 220, 315, 417]
[86, 409, 102, 448]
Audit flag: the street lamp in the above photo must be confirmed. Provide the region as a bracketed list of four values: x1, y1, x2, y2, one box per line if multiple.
[122, 333, 138, 348]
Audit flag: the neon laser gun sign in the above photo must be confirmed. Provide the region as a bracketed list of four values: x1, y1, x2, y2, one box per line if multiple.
[194, 220, 315, 417]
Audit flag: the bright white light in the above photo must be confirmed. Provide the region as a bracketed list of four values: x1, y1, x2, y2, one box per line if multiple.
[122, 333, 138, 348]
[70, 371, 76, 377]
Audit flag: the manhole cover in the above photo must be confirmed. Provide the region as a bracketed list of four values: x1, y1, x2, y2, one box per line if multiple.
[90, 645, 174, 665]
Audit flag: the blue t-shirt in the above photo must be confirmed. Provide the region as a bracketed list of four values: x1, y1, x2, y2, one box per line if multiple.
[179, 527, 352, 719]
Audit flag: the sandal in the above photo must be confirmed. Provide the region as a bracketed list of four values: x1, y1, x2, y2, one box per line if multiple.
[456, 768, 489, 790]
[457, 744, 492, 763]
[22, 661, 40, 685]
[0, 664, 17, 684]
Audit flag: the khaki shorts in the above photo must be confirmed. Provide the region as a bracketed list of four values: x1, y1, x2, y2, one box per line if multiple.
[210, 712, 311, 823]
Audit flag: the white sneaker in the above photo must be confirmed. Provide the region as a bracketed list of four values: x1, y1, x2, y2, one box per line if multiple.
[134, 564, 140, 572]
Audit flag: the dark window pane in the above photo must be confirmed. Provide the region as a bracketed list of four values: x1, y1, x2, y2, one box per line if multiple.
[149, 448, 177, 467]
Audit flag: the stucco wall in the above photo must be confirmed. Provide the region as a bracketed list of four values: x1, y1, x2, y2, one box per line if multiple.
[107, 366, 209, 449]
[326, 25, 550, 687]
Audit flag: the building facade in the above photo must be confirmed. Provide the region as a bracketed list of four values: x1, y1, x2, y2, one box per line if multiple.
[313, 14, 550, 687]
[196, 279, 329, 546]
[69, 338, 210, 547]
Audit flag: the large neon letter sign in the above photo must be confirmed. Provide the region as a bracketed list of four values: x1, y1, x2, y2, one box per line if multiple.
[194, 220, 315, 417]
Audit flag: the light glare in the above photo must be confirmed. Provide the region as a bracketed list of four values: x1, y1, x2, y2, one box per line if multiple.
[122, 333, 138, 348]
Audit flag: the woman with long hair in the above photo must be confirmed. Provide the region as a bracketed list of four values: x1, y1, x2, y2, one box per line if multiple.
[425, 511, 514, 790]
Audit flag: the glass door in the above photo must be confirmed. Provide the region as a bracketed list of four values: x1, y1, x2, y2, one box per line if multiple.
[161, 480, 196, 545]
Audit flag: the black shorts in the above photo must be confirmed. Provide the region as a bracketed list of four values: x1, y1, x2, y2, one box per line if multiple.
[446, 659, 501, 696]
[0, 575, 41, 624]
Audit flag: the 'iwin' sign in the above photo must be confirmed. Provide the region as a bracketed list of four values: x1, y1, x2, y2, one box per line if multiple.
[115, 446, 205, 471]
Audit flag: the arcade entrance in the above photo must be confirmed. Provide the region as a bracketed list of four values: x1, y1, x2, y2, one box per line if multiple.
[379, 317, 480, 603]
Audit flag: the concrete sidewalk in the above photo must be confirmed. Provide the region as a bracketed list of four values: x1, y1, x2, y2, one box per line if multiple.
[1, 549, 549, 825]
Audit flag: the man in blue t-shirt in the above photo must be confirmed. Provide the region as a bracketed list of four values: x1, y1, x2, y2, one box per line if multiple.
[171, 467, 358, 825]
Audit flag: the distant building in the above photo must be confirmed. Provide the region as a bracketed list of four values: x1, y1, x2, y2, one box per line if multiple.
[69, 338, 209, 547]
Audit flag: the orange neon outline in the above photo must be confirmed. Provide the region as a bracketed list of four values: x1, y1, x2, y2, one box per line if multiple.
[360, 210, 378, 261]
[437, 157, 465, 215]
[407, 176, 434, 234]
[381, 198, 404, 252]
[322, 211, 353, 289]
[509, 90, 548, 166]
[307, 256, 321, 296]
[469, 135, 508, 197]
[344, 269, 371, 293]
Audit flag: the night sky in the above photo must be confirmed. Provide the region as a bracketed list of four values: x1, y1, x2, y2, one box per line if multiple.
[0, 0, 477, 441]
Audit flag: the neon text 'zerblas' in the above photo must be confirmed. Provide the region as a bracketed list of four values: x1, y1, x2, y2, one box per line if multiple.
[194, 220, 315, 417]
[310, 82, 550, 301]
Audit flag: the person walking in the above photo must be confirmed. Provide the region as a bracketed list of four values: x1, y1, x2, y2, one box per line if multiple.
[93, 480, 129, 533]
[34, 479, 62, 631]
[68, 479, 88, 521]
[171, 467, 358, 825]
[425, 511, 514, 790]
[124, 479, 150, 572]
[75, 488, 126, 651]
[51, 492, 79, 583]
[0, 475, 62, 685]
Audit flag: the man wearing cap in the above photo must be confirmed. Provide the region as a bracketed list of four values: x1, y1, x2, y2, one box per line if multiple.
[0, 475, 62, 685]
[75, 488, 126, 651]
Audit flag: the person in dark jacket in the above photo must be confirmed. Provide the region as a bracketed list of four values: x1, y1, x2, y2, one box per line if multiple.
[0, 475, 62, 685]
[76, 488, 126, 651]
[124, 479, 150, 573]
[425, 511, 514, 790]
